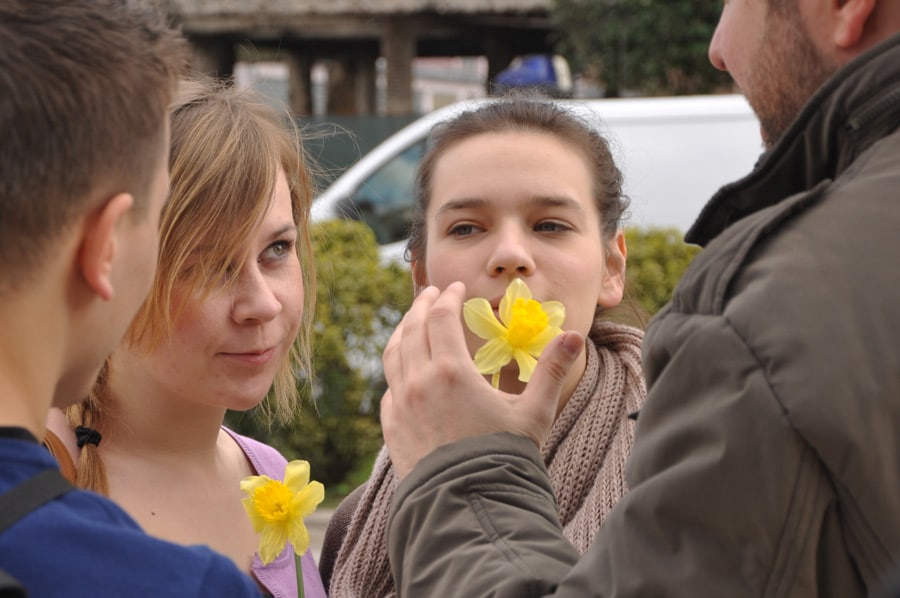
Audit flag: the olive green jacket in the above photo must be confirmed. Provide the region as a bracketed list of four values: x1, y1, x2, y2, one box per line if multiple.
[387, 33, 900, 597]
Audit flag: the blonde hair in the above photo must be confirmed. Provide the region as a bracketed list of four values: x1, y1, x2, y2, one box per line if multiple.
[67, 75, 318, 493]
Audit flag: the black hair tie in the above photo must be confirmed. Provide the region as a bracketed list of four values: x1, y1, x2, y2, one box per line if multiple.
[75, 425, 102, 448]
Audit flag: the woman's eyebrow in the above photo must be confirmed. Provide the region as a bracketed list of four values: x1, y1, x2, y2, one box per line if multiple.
[527, 195, 585, 212]
[434, 197, 488, 216]
[264, 224, 297, 242]
[435, 195, 583, 216]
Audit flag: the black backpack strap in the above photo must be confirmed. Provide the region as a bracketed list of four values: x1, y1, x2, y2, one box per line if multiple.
[0, 469, 73, 533]
[0, 468, 73, 597]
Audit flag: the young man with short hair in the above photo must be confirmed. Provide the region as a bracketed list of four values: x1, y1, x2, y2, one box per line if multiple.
[0, 1, 261, 594]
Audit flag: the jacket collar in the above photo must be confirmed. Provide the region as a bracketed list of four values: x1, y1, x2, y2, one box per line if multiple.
[686, 33, 900, 247]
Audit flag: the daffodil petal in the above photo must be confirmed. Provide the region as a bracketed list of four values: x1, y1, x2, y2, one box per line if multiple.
[240, 496, 266, 532]
[525, 326, 565, 357]
[513, 350, 538, 382]
[491, 372, 500, 388]
[283, 460, 310, 494]
[541, 301, 566, 328]
[258, 521, 289, 565]
[500, 278, 533, 325]
[473, 338, 513, 374]
[288, 517, 311, 556]
[294, 481, 325, 518]
[463, 298, 507, 340]
[507, 278, 532, 301]
[240, 475, 272, 495]
[500, 278, 531, 325]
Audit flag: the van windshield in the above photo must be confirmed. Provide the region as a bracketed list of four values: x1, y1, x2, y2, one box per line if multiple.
[338, 140, 427, 245]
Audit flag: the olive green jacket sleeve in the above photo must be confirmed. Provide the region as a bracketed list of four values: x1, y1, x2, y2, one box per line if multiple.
[387, 432, 584, 597]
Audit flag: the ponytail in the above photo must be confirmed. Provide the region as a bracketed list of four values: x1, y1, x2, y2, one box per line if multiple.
[64, 362, 111, 496]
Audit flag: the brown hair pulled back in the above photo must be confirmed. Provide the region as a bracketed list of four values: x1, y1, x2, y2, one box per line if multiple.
[406, 98, 629, 265]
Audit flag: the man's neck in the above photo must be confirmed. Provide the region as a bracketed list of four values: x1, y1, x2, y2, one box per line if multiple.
[0, 378, 50, 440]
[0, 345, 55, 438]
[0, 279, 70, 439]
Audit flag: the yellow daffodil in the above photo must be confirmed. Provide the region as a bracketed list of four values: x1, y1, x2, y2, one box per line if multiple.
[463, 278, 565, 388]
[240, 460, 324, 566]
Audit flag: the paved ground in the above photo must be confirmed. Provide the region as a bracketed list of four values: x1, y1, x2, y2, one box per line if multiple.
[307, 507, 334, 563]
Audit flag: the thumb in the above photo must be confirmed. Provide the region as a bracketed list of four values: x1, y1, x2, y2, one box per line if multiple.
[518, 332, 584, 444]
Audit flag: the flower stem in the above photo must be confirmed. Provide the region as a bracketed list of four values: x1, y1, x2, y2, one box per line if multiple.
[295, 552, 305, 598]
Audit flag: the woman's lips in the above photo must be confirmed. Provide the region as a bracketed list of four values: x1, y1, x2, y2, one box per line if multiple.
[219, 347, 276, 365]
[489, 296, 503, 319]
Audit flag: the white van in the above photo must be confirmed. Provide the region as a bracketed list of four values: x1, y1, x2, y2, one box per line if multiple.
[311, 95, 764, 263]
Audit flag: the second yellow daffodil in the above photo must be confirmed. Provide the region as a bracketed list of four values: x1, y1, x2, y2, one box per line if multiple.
[463, 278, 565, 388]
[240, 460, 324, 566]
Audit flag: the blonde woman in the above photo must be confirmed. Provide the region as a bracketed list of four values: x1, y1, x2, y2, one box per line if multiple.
[45, 77, 326, 598]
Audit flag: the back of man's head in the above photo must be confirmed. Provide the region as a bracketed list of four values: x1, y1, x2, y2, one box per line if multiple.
[0, 0, 187, 295]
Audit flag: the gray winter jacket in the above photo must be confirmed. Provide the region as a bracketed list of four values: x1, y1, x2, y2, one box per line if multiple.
[387, 34, 900, 597]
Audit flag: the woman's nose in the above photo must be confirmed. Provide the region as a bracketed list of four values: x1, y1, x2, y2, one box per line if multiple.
[486, 226, 535, 277]
[231, 264, 282, 324]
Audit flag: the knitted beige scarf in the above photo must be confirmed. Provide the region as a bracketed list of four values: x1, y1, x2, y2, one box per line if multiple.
[328, 320, 646, 597]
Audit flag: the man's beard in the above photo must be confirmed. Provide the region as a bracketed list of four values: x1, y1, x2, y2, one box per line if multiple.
[746, 7, 837, 148]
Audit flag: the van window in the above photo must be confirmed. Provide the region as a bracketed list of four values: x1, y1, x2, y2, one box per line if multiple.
[338, 140, 427, 245]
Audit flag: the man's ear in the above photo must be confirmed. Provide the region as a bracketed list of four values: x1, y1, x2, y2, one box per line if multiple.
[832, 0, 876, 48]
[78, 193, 134, 301]
[598, 230, 627, 309]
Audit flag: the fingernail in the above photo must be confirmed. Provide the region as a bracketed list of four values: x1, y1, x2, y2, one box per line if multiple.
[561, 332, 583, 357]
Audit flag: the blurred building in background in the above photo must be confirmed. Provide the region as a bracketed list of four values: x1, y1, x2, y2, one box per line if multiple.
[234, 55, 490, 116]
[163, 0, 557, 117]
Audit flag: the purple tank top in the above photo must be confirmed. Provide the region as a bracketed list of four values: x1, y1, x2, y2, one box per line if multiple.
[225, 427, 327, 598]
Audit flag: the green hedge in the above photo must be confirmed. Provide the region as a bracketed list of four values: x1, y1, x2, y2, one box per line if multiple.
[226, 221, 700, 493]
[625, 227, 701, 317]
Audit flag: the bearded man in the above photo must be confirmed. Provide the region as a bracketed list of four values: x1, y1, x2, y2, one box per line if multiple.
[379, 0, 900, 596]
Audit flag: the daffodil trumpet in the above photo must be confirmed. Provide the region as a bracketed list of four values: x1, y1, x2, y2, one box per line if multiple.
[463, 278, 565, 388]
[240, 460, 325, 598]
